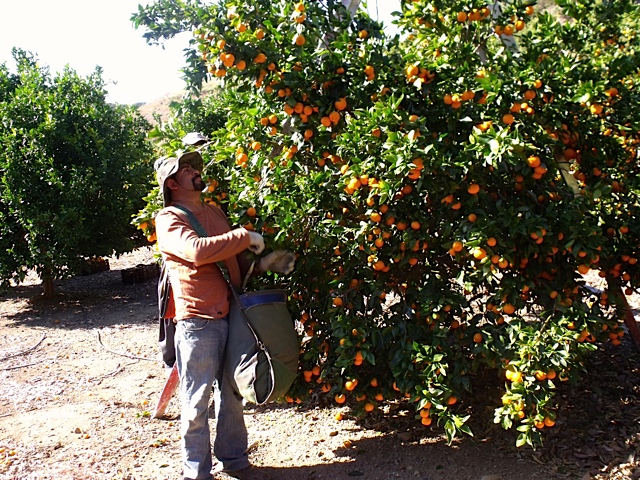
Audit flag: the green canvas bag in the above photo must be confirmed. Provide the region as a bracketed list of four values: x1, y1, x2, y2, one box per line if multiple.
[169, 205, 299, 405]
[227, 289, 299, 404]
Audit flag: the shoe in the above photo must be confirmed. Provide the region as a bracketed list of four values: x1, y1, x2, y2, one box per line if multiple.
[215, 465, 270, 480]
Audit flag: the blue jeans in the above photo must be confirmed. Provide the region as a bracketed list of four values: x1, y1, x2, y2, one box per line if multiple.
[175, 316, 249, 479]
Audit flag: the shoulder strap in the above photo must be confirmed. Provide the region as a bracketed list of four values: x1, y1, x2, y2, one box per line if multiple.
[167, 204, 255, 294]
[168, 204, 241, 292]
[169, 204, 208, 237]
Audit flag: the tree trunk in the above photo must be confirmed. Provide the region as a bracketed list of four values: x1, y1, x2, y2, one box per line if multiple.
[42, 272, 55, 298]
[607, 280, 640, 350]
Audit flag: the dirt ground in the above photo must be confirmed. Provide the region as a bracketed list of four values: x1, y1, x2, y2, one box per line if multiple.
[0, 248, 638, 480]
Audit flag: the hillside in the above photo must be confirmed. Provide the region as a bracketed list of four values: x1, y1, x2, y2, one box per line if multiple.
[136, 80, 220, 125]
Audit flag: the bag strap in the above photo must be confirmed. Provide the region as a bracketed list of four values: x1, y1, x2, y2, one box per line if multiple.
[169, 204, 255, 290]
[170, 204, 208, 237]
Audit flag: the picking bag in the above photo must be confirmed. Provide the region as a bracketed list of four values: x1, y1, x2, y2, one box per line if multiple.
[226, 289, 299, 405]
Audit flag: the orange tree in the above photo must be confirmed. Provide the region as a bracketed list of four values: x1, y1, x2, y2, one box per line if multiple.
[0, 49, 153, 296]
[133, 0, 640, 446]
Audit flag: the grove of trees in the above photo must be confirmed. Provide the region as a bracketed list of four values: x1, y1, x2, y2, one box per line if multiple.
[132, 0, 640, 447]
[0, 49, 154, 296]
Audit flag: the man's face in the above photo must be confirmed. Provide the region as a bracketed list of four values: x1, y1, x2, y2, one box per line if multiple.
[173, 162, 206, 193]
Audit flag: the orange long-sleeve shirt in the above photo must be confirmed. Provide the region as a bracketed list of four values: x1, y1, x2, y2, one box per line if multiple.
[155, 204, 252, 321]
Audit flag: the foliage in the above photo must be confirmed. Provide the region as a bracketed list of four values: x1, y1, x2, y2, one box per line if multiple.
[0, 49, 154, 293]
[133, 0, 640, 447]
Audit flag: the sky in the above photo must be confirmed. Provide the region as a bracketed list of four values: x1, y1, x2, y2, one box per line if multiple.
[1, 0, 400, 106]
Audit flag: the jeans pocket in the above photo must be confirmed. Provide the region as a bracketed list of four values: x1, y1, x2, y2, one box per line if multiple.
[181, 318, 210, 332]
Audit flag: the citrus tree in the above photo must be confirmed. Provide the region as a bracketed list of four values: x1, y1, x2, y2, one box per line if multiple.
[0, 49, 154, 296]
[133, 0, 640, 447]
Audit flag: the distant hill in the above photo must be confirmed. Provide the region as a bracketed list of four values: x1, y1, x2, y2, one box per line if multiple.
[137, 90, 185, 125]
[136, 80, 220, 125]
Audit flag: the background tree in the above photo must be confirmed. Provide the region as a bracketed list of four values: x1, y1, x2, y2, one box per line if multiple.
[133, 0, 640, 447]
[0, 49, 154, 297]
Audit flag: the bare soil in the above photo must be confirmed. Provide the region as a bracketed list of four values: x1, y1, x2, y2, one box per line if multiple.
[0, 248, 638, 480]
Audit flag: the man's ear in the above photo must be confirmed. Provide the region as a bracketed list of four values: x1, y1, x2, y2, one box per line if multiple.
[166, 178, 178, 192]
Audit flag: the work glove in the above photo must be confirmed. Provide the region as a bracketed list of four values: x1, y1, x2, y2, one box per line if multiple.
[246, 231, 265, 255]
[257, 250, 296, 274]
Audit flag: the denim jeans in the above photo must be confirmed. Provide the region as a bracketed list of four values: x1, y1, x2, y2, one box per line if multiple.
[176, 315, 249, 479]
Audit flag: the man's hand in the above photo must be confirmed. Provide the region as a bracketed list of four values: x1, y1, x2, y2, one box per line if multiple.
[257, 250, 295, 274]
[246, 231, 265, 254]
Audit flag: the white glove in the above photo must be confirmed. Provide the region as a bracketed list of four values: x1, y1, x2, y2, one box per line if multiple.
[257, 250, 295, 274]
[246, 231, 265, 254]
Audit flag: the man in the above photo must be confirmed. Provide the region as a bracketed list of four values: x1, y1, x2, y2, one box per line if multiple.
[154, 150, 290, 480]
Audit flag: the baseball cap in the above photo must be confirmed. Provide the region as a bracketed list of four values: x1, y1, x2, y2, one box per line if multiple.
[154, 151, 204, 206]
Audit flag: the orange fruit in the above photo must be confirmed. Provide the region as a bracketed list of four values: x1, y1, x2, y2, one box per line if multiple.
[332, 297, 343, 307]
[577, 264, 590, 275]
[246, 207, 257, 217]
[406, 64, 419, 77]
[335, 97, 347, 111]
[502, 303, 516, 315]
[473, 332, 483, 343]
[345, 379, 358, 391]
[526, 155, 541, 168]
[543, 416, 556, 427]
[472, 247, 487, 260]
[421, 417, 432, 426]
[534, 370, 547, 381]
[364, 402, 375, 412]
[293, 34, 306, 46]
[502, 113, 515, 125]
[335, 393, 346, 404]
[510, 371, 523, 383]
[590, 104, 603, 115]
[467, 183, 480, 195]
[487, 237, 497, 247]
